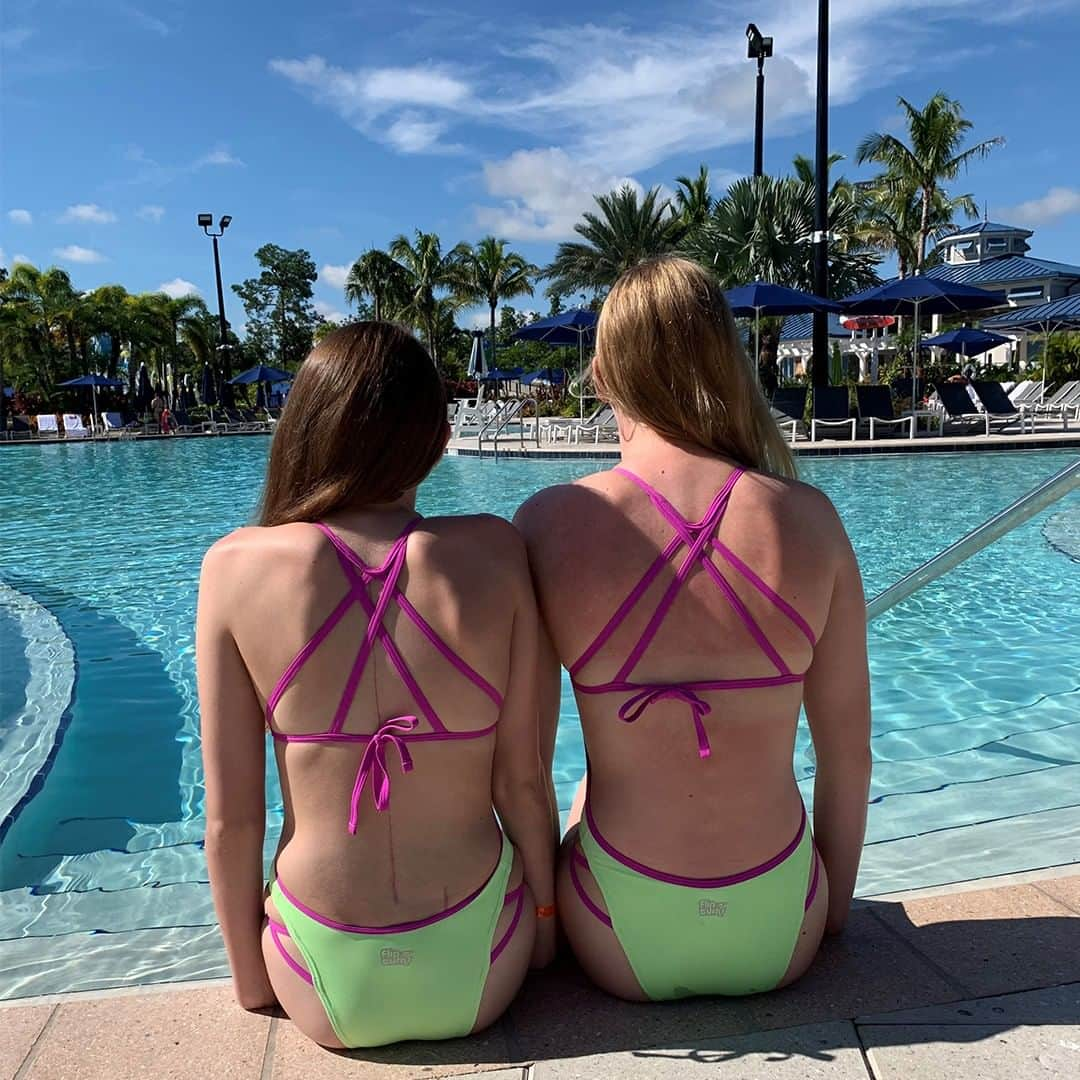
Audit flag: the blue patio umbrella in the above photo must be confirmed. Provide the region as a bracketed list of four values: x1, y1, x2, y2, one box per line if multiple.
[229, 363, 292, 385]
[512, 309, 598, 419]
[921, 327, 1011, 357]
[522, 368, 566, 386]
[134, 363, 154, 415]
[59, 373, 126, 431]
[482, 367, 525, 381]
[200, 363, 218, 411]
[840, 276, 1006, 406]
[982, 294, 1080, 396]
[724, 282, 843, 379]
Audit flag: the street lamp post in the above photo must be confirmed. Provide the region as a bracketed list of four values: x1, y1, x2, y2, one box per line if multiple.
[746, 24, 773, 178]
[197, 213, 233, 379]
[811, 0, 830, 387]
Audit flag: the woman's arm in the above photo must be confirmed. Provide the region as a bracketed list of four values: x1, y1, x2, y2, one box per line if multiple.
[196, 539, 274, 1009]
[491, 531, 557, 968]
[803, 526, 872, 936]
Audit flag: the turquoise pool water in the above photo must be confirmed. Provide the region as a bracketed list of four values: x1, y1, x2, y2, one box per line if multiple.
[0, 439, 1077, 997]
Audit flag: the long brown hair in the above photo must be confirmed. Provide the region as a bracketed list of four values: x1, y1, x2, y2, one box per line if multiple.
[259, 322, 447, 526]
[593, 257, 796, 478]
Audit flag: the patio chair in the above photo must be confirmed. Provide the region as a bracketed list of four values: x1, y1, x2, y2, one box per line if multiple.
[102, 411, 139, 438]
[169, 407, 200, 434]
[1034, 380, 1080, 422]
[221, 407, 261, 432]
[935, 383, 1023, 436]
[770, 387, 807, 445]
[855, 385, 915, 440]
[971, 381, 1036, 433]
[569, 405, 617, 444]
[1008, 380, 1040, 405]
[35, 414, 60, 438]
[810, 387, 856, 441]
[63, 414, 90, 438]
[4, 415, 32, 440]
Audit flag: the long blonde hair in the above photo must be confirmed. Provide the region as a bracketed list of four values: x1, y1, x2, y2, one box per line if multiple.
[593, 257, 796, 478]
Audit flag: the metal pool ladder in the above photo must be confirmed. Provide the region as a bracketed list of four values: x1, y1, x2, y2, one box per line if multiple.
[867, 457, 1079, 621]
[477, 397, 540, 459]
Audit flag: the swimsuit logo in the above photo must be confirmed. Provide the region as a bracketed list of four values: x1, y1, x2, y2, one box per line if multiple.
[379, 948, 415, 967]
[698, 900, 728, 918]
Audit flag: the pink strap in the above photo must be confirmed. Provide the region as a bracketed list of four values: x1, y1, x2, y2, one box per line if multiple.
[347, 715, 417, 833]
[570, 847, 612, 927]
[267, 920, 313, 985]
[619, 686, 713, 759]
[490, 885, 525, 964]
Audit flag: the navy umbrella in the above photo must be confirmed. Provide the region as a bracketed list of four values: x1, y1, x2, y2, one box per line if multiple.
[467, 331, 489, 379]
[724, 282, 843, 379]
[982, 294, 1080, 397]
[200, 363, 218, 412]
[512, 309, 598, 418]
[840, 277, 1006, 406]
[230, 363, 290, 412]
[921, 327, 1010, 357]
[59, 373, 126, 431]
[134, 363, 154, 416]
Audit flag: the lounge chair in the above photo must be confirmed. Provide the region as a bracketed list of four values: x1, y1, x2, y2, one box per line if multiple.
[1009, 380, 1041, 405]
[169, 407, 200, 434]
[4, 415, 32, 441]
[855, 385, 915, 440]
[63, 414, 90, 438]
[770, 388, 807, 445]
[36, 414, 60, 438]
[570, 405, 617, 444]
[810, 387, 856, 441]
[102, 411, 139, 438]
[971, 381, 1037, 433]
[220, 407, 262, 432]
[1034, 380, 1080, 420]
[935, 383, 1025, 436]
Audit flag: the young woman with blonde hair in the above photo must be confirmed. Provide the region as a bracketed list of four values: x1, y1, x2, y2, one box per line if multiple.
[198, 322, 555, 1048]
[516, 257, 871, 1001]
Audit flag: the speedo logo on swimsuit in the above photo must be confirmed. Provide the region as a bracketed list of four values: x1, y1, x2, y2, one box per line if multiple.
[379, 947, 415, 966]
[698, 900, 728, 917]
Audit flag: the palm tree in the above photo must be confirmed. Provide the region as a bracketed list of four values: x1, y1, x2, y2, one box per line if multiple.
[686, 175, 881, 298]
[387, 231, 466, 364]
[344, 248, 407, 322]
[1, 264, 80, 392]
[856, 94, 1003, 272]
[544, 185, 683, 297]
[454, 237, 537, 367]
[674, 165, 713, 231]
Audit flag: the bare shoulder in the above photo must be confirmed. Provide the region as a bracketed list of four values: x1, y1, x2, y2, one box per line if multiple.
[200, 523, 324, 601]
[738, 469, 849, 547]
[413, 513, 529, 583]
[514, 470, 614, 544]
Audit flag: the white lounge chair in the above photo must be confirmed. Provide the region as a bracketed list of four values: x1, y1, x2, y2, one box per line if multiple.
[35, 414, 60, 438]
[1008, 380, 1039, 405]
[569, 405, 617, 444]
[63, 414, 90, 438]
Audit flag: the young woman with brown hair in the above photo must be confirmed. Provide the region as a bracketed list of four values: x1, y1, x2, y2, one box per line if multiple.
[198, 322, 555, 1048]
[516, 257, 871, 1002]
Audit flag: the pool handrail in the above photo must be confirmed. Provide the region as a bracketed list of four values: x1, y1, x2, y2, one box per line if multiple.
[867, 457, 1079, 621]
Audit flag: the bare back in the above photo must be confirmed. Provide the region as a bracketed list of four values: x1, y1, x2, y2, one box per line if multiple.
[519, 454, 853, 876]
[217, 510, 525, 925]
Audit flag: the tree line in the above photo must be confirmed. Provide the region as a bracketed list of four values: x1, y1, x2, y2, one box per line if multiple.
[1, 92, 1001, 406]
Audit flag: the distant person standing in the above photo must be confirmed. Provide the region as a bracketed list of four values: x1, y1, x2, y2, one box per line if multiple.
[151, 389, 165, 429]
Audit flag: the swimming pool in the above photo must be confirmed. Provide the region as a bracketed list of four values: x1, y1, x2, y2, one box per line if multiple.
[0, 440, 1077, 998]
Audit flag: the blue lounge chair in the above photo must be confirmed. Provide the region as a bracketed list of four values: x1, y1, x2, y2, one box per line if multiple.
[771, 387, 807, 445]
[855, 385, 915, 440]
[811, 387, 856, 441]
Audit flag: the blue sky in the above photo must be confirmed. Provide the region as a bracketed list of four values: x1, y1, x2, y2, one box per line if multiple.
[4, 0, 1080, 330]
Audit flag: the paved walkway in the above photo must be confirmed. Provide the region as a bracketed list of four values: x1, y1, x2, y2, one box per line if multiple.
[2, 870, 1079, 1079]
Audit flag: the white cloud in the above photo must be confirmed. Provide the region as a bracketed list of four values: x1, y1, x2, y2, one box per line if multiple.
[60, 203, 117, 224]
[137, 204, 165, 222]
[0, 27, 34, 49]
[319, 263, 351, 289]
[269, 56, 470, 153]
[475, 148, 644, 242]
[1002, 187, 1080, 226]
[8, 208, 32, 225]
[194, 146, 244, 168]
[116, 4, 171, 36]
[158, 278, 201, 298]
[54, 245, 105, 264]
[13, 253, 31, 265]
[314, 299, 347, 323]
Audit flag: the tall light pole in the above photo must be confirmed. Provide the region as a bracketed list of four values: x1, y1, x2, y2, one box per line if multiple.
[197, 213, 233, 379]
[811, 0, 830, 387]
[746, 24, 773, 178]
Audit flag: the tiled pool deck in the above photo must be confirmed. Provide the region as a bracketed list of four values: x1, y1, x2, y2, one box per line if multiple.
[3, 867, 1078, 1079]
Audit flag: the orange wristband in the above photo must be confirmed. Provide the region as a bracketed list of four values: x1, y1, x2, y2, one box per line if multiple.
[535, 904, 556, 919]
